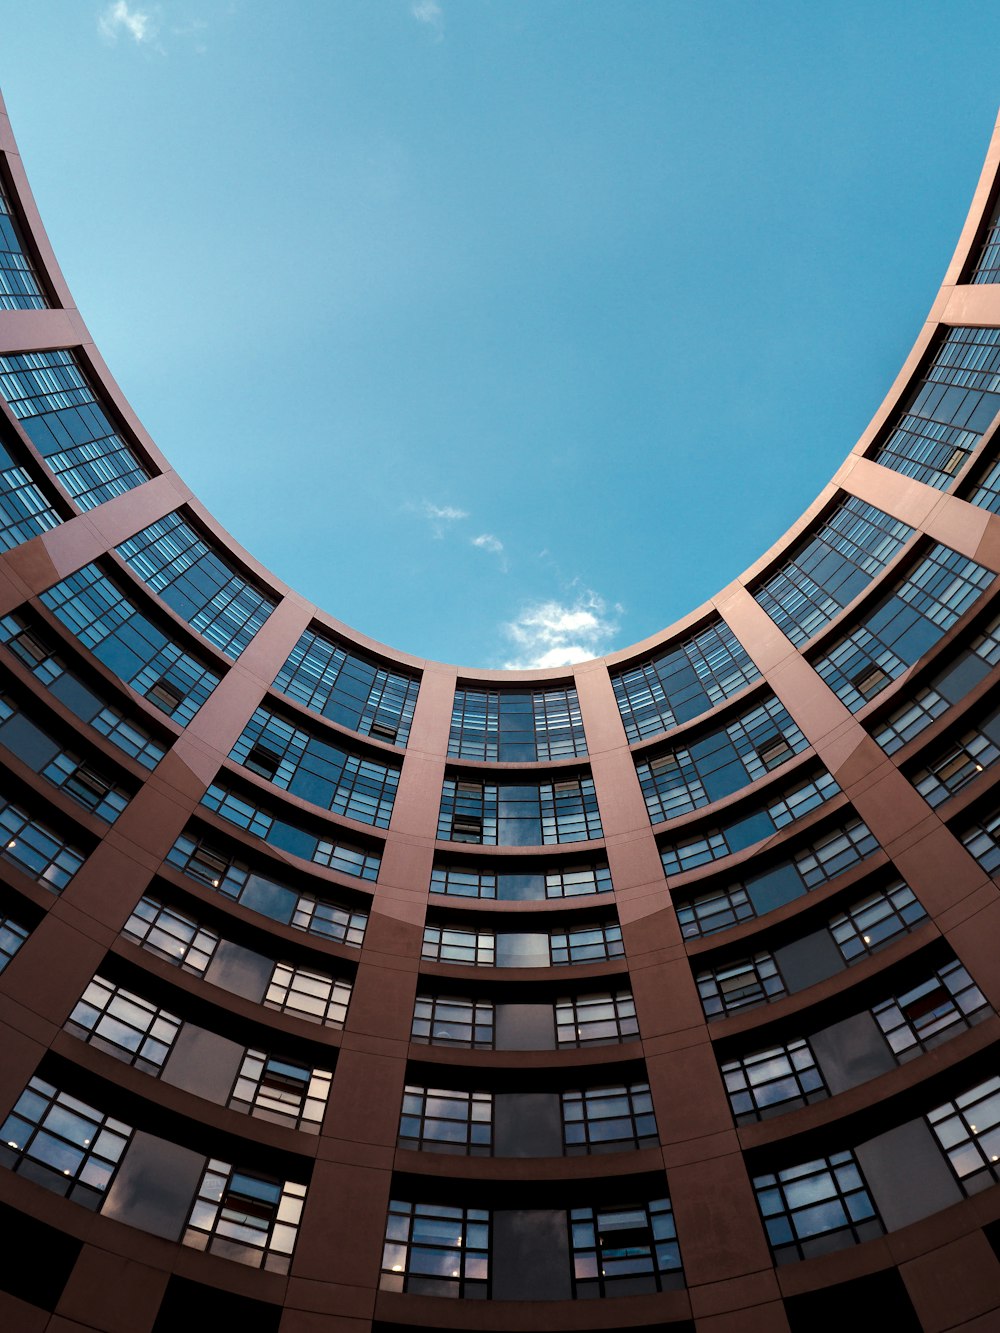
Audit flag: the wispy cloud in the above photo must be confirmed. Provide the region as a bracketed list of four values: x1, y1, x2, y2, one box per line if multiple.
[503, 588, 622, 669]
[472, 532, 508, 572]
[412, 500, 469, 538]
[98, 0, 158, 44]
[411, 0, 444, 39]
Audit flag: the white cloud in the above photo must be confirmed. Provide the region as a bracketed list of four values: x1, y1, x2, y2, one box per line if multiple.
[412, 499, 468, 538]
[424, 502, 468, 522]
[503, 589, 622, 669]
[411, 0, 443, 38]
[98, 0, 158, 44]
[472, 533, 503, 555]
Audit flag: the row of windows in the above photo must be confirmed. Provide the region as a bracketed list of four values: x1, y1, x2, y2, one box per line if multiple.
[122, 894, 353, 1027]
[636, 693, 808, 824]
[448, 685, 587, 761]
[908, 704, 1000, 807]
[695, 879, 927, 1019]
[398, 1080, 657, 1157]
[969, 450, 1000, 514]
[66, 973, 333, 1132]
[753, 497, 913, 647]
[116, 511, 276, 661]
[814, 542, 994, 712]
[0, 791, 85, 891]
[723, 956, 989, 1122]
[675, 815, 878, 938]
[0, 349, 150, 510]
[273, 625, 418, 746]
[0, 1076, 305, 1272]
[612, 617, 761, 742]
[972, 199, 1000, 283]
[0, 691, 130, 822]
[381, 1196, 681, 1300]
[438, 775, 602, 845]
[755, 1068, 1000, 1264]
[166, 831, 368, 948]
[963, 803, 1000, 875]
[411, 989, 638, 1049]
[0, 613, 166, 768]
[871, 326, 1000, 489]
[659, 768, 840, 876]
[200, 782, 381, 880]
[0, 913, 28, 972]
[430, 861, 612, 900]
[0, 180, 47, 310]
[421, 920, 623, 968]
[0, 429, 60, 551]
[39, 563, 221, 727]
[230, 703, 399, 827]
[871, 608, 1000, 754]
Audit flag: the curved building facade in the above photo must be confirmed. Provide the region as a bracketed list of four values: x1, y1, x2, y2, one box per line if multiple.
[2, 89, 1000, 1333]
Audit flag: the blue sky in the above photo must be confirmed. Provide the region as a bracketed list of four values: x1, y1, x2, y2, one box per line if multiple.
[3, 2, 999, 667]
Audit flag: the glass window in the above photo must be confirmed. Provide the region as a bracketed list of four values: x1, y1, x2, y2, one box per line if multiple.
[962, 806, 1000, 875]
[121, 895, 219, 975]
[0, 1076, 131, 1209]
[0, 914, 28, 971]
[422, 925, 495, 966]
[555, 990, 639, 1046]
[675, 816, 878, 938]
[230, 704, 399, 827]
[39, 563, 221, 726]
[871, 327, 1000, 488]
[660, 768, 840, 875]
[199, 783, 381, 880]
[0, 692, 130, 822]
[753, 1150, 882, 1263]
[411, 994, 495, 1048]
[0, 428, 61, 550]
[0, 613, 165, 768]
[637, 693, 808, 824]
[437, 775, 602, 845]
[550, 922, 624, 965]
[562, 1082, 658, 1153]
[754, 498, 912, 646]
[814, 544, 994, 712]
[182, 1159, 306, 1274]
[722, 1039, 828, 1124]
[972, 198, 1000, 283]
[430, 861, 612, 900]
[116, 513, 276, 660]
[570, 1198, 681, 1297]
[612, 618, 761, 741]
[397, 1086, 493, 1155]
[380, 1200, 489, 1298]
[228, 1051, 332, 1133]
[968, 452, 1000, 514]
[696, 953, 786, 1020]
[872, 959, 989, 1060]
[0, 794, 85, 891]
[0, 179, 47, 310]
[928, 1074, 1000, 1194]
[0, 349, 150, 508]
[264, 962, 352, 1028]
[910, 707, 1000, 806]
[449, 685, 587, 761]
[65, 975, 181, 1074]
[166, 831, 368, 947]
[273, 627, 419, 746]
[828, 881, 927, 962]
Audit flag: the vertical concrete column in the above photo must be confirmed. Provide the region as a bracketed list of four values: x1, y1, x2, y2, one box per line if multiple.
[574, 659, 782, 1316]
[287, 663, 456, 1329]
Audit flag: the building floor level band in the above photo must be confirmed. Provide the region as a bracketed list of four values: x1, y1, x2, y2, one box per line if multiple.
[1, 87, 1000, 1333]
